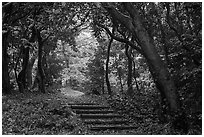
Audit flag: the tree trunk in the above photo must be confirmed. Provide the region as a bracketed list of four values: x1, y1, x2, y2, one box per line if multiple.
[103, 3, 188, 130]
[132, 59, 140, 91]
[101, 66, 105, 94]
[105, 36, 113, 95]
[26, 56, 36, 88]
[114, 55, 124, 92]
[2, 32, 11, 94]
[17, 46, 30, 92]
[32, 73, 38, 89]
[36, 30, 45, 93]
[123, 3, 180, 112]
[125, 45, 133, 95]
[105, 2, 180, 113]
[2, 3, 13, 94]
[117, 66, 123, 92]
[17, 26, 36, 92]
[102, 3, 189, 132]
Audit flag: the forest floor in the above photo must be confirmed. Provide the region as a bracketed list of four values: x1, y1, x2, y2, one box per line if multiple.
[2, 86, 109, 135]
[2, 86, 199, 135]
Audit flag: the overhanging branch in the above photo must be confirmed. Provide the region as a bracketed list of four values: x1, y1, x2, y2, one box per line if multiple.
[96, 23, 142, 53]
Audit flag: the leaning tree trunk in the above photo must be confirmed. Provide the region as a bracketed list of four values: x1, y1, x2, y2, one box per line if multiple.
[122, 3, 180, 113]
[105, 36, 113, 95]
[125, 45, 133, 96]
[36, 30, 45, 93]
[104, 3, 188, 133]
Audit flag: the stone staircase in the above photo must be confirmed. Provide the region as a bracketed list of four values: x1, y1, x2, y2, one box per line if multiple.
[69, 103, 137, 131]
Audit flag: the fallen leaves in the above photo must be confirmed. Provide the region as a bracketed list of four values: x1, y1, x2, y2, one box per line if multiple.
[2, 92, 78, 135]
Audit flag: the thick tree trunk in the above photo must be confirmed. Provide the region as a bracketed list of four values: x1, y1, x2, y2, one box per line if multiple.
[17, 46, 30, 92]
[2, 3, 13, 94]
[105, 2, 180, 113]
[125, 45, 133, 95]
[103, 3, 189, 132]
[123, 3, 180, 112]
[104, 3, 189, 133]
[2, 32, 11, 94]
[105, 37, 113, 95]
[17, 26, 36, 92]
[36, 30, 45, 93]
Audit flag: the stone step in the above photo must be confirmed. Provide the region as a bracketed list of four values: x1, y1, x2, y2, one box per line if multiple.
[84, 119, 129, 124]
[70, 105, 109, 110]
[74, 109, 115, 114]
[68, 103, 98, 105]
[90, 125, 138, 131]
[80, 114, 123, 119]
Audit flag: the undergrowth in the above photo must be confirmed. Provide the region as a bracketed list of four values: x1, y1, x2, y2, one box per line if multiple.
[106, 88, 202, 135]
[2, 88, 85, 135]
[2, 86, 201, 135]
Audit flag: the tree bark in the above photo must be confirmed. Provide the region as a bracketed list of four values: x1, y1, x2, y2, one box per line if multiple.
[132, 58, 140, 91]
[17, 26, 36, 92]
[100, 65, 105, 94]
[2, 3, 13, 94]
[117, 65, 123, 92]
[125, 45, 133, 95]
[105, 35, 113, 95]
[36, 30, 45, 93]
[105, 2, 180, 112]
[2, 32, 11, 94]
[26, 55, 36, 88]
[103, 3, 189, 132]
[17, 46, 30, 92]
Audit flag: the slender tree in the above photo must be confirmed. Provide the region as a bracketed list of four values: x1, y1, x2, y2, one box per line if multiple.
[105, 29, 114, 95]
[36, 29, 46, 93]
[125, 45, 133, 95]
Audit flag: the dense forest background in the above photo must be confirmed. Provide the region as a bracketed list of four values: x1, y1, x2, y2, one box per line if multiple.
[2, 2, 202, 135]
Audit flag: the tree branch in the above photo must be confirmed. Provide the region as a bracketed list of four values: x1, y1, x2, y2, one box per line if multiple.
[96, 23, 142, 53]
[11, 9, 33, 25]
[102, 3, 135, 31]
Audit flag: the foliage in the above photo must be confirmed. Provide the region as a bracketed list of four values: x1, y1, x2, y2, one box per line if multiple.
[2, 88, 83, 135]
[44, 56, 65, 86]
[107, 88, 201, 135]
[85, 42, 106, 94]
[2, 2, 202, 135]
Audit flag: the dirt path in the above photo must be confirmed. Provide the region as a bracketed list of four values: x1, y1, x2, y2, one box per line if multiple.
[60, 87, 85, 97]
